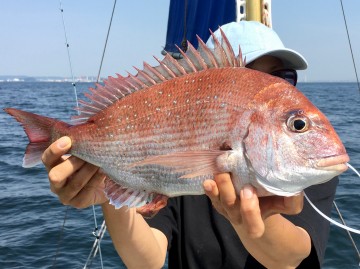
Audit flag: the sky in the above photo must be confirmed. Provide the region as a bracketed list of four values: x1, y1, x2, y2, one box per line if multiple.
[1, 0, 359, 82]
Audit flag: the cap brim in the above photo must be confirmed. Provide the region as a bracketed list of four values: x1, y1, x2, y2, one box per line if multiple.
[246, 49, 308, 70]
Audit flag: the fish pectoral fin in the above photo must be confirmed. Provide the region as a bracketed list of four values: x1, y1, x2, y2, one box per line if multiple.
[104, 178, 168, 217]
[129, 150, 227, 178]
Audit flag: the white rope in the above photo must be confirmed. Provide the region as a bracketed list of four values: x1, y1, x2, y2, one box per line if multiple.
[305, 163, 360, 235]
[305, 193, 360, 235]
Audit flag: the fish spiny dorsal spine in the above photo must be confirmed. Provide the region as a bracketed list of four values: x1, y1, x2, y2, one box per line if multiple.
[72, 28, 245, 124]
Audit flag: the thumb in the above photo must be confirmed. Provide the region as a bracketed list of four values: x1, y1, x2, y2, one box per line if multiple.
[42, 136, 72, 171]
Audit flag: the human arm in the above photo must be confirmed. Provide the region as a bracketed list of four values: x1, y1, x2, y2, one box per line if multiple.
[102, 204, 168, 268]
[204, 174, 312, 269]
[42, 137, 168, 268]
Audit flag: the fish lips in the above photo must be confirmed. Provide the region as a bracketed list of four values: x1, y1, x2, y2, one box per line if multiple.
[315, 154, 350, 172]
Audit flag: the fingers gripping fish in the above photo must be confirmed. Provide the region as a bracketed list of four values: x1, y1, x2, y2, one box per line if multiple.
[4, 29, 349, 217]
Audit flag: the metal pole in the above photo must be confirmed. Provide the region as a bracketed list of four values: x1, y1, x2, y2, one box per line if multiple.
[246, 0, 262, 22]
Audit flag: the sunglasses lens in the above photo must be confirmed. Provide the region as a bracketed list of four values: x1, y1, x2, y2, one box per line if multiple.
[271, 69, 297, 86]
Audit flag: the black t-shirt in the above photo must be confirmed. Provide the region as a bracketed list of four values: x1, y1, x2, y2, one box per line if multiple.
[146, 177, 338, 269]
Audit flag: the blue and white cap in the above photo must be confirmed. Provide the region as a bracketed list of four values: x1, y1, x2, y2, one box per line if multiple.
[206, 21, 308, 70]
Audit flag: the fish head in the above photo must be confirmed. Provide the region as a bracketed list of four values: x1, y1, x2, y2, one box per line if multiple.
[243, 82, 349, 196]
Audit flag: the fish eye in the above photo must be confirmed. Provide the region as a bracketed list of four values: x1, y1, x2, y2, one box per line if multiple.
[286, 112, 310, 133]
[293, 118, 307, 131]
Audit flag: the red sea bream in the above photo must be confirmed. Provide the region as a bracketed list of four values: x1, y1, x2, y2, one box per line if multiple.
[5, 30, 349, 216]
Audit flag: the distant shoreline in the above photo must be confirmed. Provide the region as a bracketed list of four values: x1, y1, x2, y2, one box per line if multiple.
[0, 76, 103, 83]
[0, 79, 357, 84]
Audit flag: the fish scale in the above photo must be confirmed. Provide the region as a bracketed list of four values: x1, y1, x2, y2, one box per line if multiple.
[4, 29, 349, 217]
[71, 70, 241, 161]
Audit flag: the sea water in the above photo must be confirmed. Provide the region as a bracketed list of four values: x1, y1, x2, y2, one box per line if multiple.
[0, 82, 359, 268]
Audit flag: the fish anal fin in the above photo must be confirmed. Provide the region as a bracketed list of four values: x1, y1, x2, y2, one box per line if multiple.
[104, 178, 169, 216]
[130, 150, 229, 179]
[136, 195, 168, 219]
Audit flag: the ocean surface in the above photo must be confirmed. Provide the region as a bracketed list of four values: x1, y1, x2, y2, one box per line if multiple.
[0, 81, 359, 269]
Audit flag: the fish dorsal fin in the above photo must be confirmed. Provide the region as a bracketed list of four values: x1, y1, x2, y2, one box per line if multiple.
[72, 28, 245, 124]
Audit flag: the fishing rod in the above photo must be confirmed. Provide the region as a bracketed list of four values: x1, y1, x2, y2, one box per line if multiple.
[96, 0, 117, 84]
[339, 0, 360, 92]
[55, 1, 118, 268]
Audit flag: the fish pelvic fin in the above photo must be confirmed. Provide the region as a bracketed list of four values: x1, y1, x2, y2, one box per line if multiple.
[129, 150, 227, 179]
[104, 178, 168, 218]
[4, 108, 63, 167]
[73, 28, 245, 124]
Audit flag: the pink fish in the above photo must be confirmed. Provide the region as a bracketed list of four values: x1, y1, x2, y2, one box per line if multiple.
[4, 30, 349, 217]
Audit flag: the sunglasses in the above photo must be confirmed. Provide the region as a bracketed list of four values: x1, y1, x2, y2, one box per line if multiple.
[270, 69, 298, 86]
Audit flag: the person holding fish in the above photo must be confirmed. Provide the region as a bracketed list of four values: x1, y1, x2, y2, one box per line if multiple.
[36, 21, 344, 269]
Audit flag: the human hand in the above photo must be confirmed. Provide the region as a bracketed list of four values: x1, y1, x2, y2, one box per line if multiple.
[42, 136, 108, 208]
[203, 173, 304, 238]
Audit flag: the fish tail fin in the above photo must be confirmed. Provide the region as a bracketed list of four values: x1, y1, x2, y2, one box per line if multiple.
[4, 108, 61, 167]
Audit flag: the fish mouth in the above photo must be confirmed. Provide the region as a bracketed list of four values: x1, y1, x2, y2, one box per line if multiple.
[316, 154, 350, 172]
